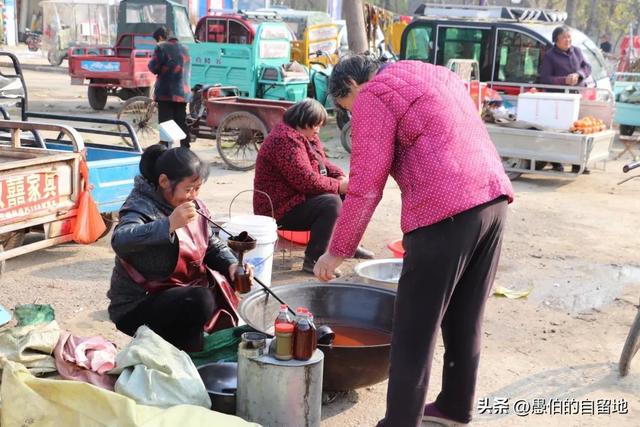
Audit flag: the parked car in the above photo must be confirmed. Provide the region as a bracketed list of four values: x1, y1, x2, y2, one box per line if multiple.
[400, 4, 611, 93]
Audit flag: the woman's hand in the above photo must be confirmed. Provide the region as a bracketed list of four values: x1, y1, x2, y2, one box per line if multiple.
[338, 176, 349, 195]
[169, 201, 197, 233]
[229, 263, 255, 281]
[314, 252, 345, 282]
[565, 73, 579, 86]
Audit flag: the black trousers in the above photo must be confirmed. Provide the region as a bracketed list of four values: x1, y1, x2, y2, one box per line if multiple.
[378, 196, 508, 426]
[115, 286, 216, 352]
[157, 100, 189, 148]
[278, 194, 342, 261]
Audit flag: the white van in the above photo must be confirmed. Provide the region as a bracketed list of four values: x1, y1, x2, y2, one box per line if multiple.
[400, 4, 611, 92]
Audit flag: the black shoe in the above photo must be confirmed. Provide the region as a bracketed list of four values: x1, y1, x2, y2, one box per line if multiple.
[302, 256, 341, 277]
[551, 163, 564, 172]
[354, 246, 375, 259]
[302, 257, 315, 275]
[572, 165, 590, 174]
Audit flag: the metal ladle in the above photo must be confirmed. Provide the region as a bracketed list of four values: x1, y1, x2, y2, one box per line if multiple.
[194, 202, 335, 344]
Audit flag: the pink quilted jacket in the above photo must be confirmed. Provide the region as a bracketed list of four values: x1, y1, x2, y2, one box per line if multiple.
[329, 61, 514, 258]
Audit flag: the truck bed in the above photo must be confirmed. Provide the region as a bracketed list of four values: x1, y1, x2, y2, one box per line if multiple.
[487, 125, 615, 164]
[68, 47, 154, 88]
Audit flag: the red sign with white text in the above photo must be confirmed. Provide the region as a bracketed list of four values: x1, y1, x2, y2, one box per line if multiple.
[0, 173, 60, 222]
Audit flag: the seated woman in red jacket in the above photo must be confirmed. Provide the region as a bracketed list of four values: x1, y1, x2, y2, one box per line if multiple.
[253, 99, 374, 274]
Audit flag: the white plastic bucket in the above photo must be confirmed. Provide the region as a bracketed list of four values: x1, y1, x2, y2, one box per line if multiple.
[222, 215, 278, 287]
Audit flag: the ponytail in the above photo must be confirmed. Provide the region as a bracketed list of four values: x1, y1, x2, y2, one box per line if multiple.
[139, 144, 209, 188]
[139, 144, 167, 184]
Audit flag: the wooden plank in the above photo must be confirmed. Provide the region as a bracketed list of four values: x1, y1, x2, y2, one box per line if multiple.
[0, 234, 74, 262]
[0, 152, 79, 173]
[10, 128, 21, 148]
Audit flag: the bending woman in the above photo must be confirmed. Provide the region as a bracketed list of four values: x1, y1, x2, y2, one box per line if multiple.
[108, 145, 251, 352]
[315, 55, 514, 426]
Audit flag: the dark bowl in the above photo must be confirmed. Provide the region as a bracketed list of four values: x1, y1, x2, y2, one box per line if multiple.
[238, 282, 396, 391]
[197, 362, 237, 415]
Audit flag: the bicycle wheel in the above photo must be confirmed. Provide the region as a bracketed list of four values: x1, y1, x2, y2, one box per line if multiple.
[215, 111, 267, 171]
[117, 96, 158, 148]
[619, 306, 640, 377]
[340, 120, 352, 153]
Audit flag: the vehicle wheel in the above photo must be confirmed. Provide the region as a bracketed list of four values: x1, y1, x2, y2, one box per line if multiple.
[216, 111, 267, 171]
[336, 109, 350, 130]
[620, 125, 636, 137]
[187, 90, 206, 142]
[501, 157, 529, 181]
[619, 307, 640, 377]
[88, 86, 108, 111]
[340, 120, 352, 154]
[47, 50, 64, 66]
[98, 212, 118, 240]
[117, 96, 158, 148]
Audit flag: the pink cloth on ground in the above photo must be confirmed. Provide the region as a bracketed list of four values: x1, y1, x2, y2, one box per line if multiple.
[53, 331, 118, 391]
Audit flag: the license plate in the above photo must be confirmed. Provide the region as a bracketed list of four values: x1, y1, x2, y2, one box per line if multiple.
[80, 61, 120, 72]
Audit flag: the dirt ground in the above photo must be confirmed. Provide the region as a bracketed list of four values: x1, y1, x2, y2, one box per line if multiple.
[2, 48, 640, 426]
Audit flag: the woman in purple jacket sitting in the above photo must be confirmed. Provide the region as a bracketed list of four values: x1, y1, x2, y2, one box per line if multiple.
[314, 55, 514, 426]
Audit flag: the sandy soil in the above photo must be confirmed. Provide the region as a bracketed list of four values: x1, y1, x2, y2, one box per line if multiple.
[1, 48, 640, 426]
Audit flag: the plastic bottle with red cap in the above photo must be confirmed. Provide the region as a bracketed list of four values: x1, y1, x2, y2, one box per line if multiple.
[274, 304, 294, 326]
[293, 306, 316, 360]
[274, 322, 294, 360]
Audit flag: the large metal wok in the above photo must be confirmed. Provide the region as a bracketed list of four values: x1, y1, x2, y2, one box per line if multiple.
[238, 282, 395, 391]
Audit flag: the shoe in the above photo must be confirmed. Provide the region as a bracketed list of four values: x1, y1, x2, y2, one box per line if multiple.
[302, 256, 342, 277]
[354, 246, 375, 259]
[572, 165, 590, 174]
[551, 163, 564, 172]
[423, 403, 469, 426]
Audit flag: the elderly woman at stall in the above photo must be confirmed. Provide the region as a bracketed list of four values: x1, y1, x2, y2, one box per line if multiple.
[540, 25, 592, 88]
[108, 145, 252, 352]
[314, 55, 514, 427]
[539, 25, 592, 173]
[253, 98, 374, 275]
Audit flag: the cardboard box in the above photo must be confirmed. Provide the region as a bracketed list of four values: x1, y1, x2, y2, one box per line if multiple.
[516, 92, 581, 130]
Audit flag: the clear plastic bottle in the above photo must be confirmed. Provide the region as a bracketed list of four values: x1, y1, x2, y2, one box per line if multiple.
[274, 304, 294, 327]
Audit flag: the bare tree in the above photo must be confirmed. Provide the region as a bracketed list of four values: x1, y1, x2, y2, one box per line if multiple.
[565, 0, 578, 26]
[343, 0, 368, 53]
[584, 0, 599, 39]
[408, 0, 422, 15]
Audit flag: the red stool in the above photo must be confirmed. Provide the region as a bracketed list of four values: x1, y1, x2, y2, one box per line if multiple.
[387, 239, 404, 258]
[277, 230, 311, 245]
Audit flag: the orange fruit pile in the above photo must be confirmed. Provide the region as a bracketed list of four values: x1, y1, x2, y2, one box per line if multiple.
[570, 116, 606, 134]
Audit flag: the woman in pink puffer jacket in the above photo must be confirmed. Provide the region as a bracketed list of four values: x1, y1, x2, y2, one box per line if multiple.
[314, 55, 515, 427]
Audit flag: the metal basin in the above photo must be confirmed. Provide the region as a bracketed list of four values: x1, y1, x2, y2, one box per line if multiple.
[197, 362, 237, 415]
[238, 282, 395, 391]
[354, 259, 403, 288]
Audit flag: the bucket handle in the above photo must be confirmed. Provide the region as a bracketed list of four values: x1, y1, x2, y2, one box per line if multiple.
[229, 189, 275, 220]
[227, 189, 279, 278]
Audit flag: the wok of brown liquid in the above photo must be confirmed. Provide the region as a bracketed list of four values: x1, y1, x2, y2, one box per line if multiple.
[330, 325, 391, 347]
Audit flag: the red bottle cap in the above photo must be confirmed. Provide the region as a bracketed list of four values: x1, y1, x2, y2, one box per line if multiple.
[275, 323, 294, 333]
[280, 304, 287, 310]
